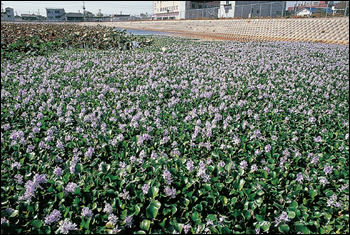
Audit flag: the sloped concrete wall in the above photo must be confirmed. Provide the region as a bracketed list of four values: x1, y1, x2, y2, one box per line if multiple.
[81, 17, 349, 45]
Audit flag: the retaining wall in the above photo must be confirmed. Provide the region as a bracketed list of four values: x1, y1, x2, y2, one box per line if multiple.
[81, 17, 349, 45]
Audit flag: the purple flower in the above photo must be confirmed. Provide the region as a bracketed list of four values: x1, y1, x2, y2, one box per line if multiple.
[250, 164, 258, 172]
[142, 184, 150, 194]
[14, 174, 23, 184]
[296, 173, 304, 183]
[313, 136, 322, 143]
[162, 168, 173, 185]
[53, 167, 63, 176]
[164, 186, 176, 198]
[1, 218, 9, 225]
[323, 165, 333, 175]
[103, 203, 113, 214]
[184, 224, 192, 234]
[44, 209, 61, 225]
[120, 189, 130, 200]
[274, 211, 290, 226]
[124, 215, 133, 228]
[108, 213, 118, 225]
[85, 147, 94, 159]
[65, 182, 78, 193]
[57, 219, 77, 234]
[81, 207, 94, 218]
[11, 162, 21, 170]
[264, 144, 271, 152]
[240, 160, 248, 170]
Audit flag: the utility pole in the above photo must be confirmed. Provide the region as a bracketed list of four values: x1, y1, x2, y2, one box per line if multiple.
[345, 1, 349, 17]
[83, 1, 86, 21]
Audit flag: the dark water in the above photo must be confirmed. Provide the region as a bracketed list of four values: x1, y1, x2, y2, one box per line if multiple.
[113, 28, 173, 36]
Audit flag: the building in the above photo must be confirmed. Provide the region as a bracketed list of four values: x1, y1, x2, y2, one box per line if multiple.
[288, 1, 334, 13]
[66, 12, 84, 22]
[46, 8, 66, 21]
[152, 1, 220, 20]
[218, 1, 286, 18]
[153, 1, 285, 20]
[153, 1, 181, 20]
[297, 7, 333, 17]
[111, 14, 131, 21]
[21, 13, 45, 21]
[1, 7, 15, 21]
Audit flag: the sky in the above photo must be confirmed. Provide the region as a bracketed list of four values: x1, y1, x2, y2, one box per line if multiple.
[1, 1, 304, 16]
[2, 1, 154, 16]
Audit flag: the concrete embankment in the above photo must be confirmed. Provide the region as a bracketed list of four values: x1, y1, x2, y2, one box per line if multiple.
[81, 17, 349, 45]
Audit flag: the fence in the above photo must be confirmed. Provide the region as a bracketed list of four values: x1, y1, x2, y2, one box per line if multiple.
[154, 1, 349, 20]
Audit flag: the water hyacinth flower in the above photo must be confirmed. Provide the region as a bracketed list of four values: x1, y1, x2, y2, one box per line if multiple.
[183, 224, 192, 234]
[186, 159, 194, 172]
[81, 207, 94, 218]
[164, 186, 176, 198]
[313, 136, 322, 143]
[162, 168, 173, 185]
[14, 174, 23, 185]
[274, 211, 290, 226]
[53, 167, 63, 176]
[296, 173, 304, 183]
[323, 165, 333, 175]
[44, 209, 61, 225]
[240, 160, 248, 170]
[124, 215, 133, 228]
[108, 214, 118, 226]
[120, 189, 130, 200]
[103, 203, 113, 214]
[65, 182, 78, 193]
[57, 219, 77, 234]
[1, 218, 9, 225]
[142, 184, 150, 194]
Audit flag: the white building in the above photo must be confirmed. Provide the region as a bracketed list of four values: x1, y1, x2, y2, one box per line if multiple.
[153, 1, 181, 20]
[1, 7, 15, 21]
[218, 1, 286, 18]
[46, 8, 66, 21]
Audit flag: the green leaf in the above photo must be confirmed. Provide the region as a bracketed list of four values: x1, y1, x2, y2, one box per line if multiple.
[140, 219, 151, 231]
[288, 211, 296, 219]
[134, 231, 146, 234]
[31, 220, 43, 229]
[146, 200, 161, 219]
[278, 224, 290, 233]
[149, 186, 159, 199]
[75, 163, 83, 174]
[309, 189, 317, 199]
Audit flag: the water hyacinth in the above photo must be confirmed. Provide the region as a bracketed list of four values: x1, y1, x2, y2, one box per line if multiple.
[1, 33, 349, 234]
[44, 209, 61, 225]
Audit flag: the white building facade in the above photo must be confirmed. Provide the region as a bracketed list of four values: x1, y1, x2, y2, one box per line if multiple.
[153, 1, 181, 20]
[46, 8, 66, 21]
[1, 7, 15, 21]
[218, 1, 286, 18]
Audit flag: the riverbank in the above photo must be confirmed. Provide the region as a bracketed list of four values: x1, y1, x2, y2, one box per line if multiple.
[80, 17, 349, 45]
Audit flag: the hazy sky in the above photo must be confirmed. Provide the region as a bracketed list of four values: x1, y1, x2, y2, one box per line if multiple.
[2, 1, 300, 16]
[2, 1, 154, 16]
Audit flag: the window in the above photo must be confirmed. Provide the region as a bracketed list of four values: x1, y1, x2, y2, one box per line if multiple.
[257, 10, 259, 14]
[55, 15, 61, 18]
[225, 8, 229, 13]
[226, 1, 229, 4]
[55, 10, 60, 13]
[47, 10, 51, 14]
[192, 3, 195, 8]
